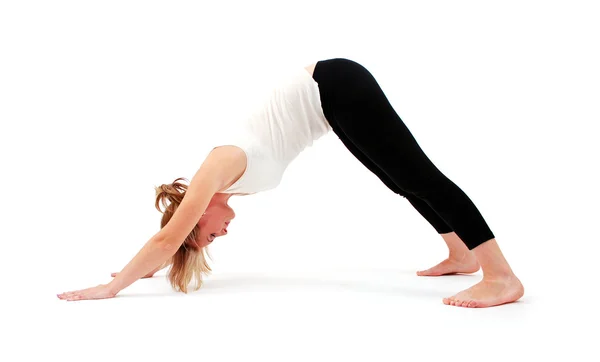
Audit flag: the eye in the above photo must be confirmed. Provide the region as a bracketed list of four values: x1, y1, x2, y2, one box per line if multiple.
[210, 233, 216, 242]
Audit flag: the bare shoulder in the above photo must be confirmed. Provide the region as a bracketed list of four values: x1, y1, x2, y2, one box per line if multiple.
[207, 145, 247, 192]
[210, 145, 245, 159]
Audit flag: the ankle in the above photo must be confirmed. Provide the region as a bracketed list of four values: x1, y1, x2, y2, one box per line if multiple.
[481, 268, 516, 280]
[448, 251, 476, 263]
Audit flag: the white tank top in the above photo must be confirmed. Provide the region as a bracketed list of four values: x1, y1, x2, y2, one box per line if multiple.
[215, 65, 331, 194]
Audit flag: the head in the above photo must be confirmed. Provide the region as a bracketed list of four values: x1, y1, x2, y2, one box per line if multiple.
[154, 177, 235, 293]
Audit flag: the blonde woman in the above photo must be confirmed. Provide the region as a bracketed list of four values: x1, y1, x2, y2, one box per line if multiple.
[57, 58, 524, 308]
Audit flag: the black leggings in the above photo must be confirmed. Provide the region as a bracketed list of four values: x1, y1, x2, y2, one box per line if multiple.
[312, 58, 494, 250]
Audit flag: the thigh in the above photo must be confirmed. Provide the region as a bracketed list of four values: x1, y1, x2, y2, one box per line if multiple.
[322, 58, 444, 192]
[331, 118, 408, 197]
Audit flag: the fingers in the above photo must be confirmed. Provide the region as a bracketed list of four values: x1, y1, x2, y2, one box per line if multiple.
[57, 291, 81, 301]
[58, 291, 90, 301]
[57, 284, 115, 301]
[57, 290, 78, 297]
[57, 286, 92, 301]
[62, 294, 82, 301]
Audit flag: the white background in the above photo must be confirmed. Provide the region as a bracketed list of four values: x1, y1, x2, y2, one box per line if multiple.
[1, 0, 599, 361]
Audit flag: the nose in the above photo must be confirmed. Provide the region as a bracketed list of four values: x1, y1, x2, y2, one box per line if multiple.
[223, 221, 230, 234]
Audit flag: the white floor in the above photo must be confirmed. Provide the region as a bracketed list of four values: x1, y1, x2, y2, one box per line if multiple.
[3, 1, 600, 361]
[12, 222, 600, 362]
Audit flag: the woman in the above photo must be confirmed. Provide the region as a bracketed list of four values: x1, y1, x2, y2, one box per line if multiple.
[57, 58, 524, 308]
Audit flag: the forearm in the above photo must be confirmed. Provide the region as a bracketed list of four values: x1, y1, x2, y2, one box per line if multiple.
[147, 261, 169, 276]
[108, 235, 176, 294]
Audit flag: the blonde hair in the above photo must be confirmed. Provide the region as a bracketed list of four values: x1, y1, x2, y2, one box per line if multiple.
[154, 177, 212, 293]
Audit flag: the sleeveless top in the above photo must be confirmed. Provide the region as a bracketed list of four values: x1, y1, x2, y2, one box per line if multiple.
[213, 65, 331, 195]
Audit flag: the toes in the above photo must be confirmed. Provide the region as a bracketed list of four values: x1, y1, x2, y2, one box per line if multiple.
[454, 299, 467, 307]
[444, 297, 468, 307]
[417, 269, 434, 276]
[443, 296, 457, 306]
[443, 297, 479, 308]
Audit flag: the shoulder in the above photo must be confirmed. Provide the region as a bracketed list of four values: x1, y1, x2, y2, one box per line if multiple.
[210, 145, 246, 160]
[207, 145, 248, 192]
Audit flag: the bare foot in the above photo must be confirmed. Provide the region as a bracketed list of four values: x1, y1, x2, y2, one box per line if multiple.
[416, 255, 480, 276]
[443, 275, 524, 308]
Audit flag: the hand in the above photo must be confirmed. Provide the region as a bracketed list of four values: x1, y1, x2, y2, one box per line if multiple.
[57, 284, 117, 301]
[111, 272, 154, 279]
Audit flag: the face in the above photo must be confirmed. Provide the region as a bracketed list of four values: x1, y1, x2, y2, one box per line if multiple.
[195, 193, 235, 248]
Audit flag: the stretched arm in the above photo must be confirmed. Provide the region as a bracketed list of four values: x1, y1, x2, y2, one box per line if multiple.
[146, 261, 170, 277]
[106, 235, 176, 293]
[112, 261, 169, 279]
[57, 150, 231, 301]
[108, 170, 224, 295]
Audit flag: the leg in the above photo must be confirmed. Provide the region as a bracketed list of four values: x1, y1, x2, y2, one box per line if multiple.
[327, 111, 454, 235]
[443, 239, 524, 308]
[327, 107, 480, 275]
[416, 231, 480, 276]
[314, 58, 523, 307]
[316, 58, 494, 250]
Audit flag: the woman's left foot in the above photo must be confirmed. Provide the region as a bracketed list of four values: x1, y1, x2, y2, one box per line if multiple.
[443, 275, 524, 308]
[416, 256, 480, 276]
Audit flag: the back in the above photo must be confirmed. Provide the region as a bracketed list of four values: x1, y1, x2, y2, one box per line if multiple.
[209, 64, 331, 195]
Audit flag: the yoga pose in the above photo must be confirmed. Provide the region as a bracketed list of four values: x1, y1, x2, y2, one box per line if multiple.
[57, 58, 524, 307]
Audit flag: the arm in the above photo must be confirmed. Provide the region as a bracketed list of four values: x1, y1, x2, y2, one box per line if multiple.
[57, 148, 234, 301]
[107, 166, 224, 295]
[145, 261, 169, 277]
[111, 255, 170, 279]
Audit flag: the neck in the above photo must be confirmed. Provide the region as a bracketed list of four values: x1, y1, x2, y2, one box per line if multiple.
[212, 192, 233, 204]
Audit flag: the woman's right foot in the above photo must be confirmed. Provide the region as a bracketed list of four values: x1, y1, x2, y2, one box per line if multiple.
[416, 255, 480, 276]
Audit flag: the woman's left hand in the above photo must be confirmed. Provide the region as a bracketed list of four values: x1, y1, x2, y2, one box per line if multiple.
[57, 284, 117, 301]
